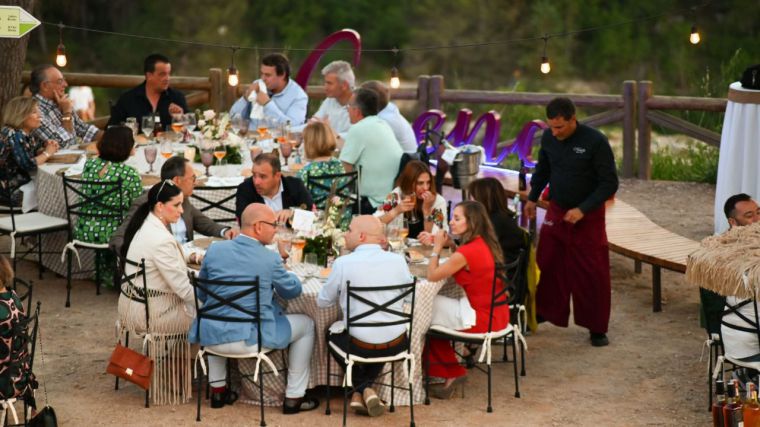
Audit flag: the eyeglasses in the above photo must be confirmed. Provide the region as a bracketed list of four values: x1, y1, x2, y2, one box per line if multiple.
[154, 179, 177, 202]
[46, 78, 66, 86]
[257, 220, 280, 228]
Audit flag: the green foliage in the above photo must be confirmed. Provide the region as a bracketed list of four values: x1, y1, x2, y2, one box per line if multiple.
[650, 141, 718, 183]
[303, 235, 335, 267]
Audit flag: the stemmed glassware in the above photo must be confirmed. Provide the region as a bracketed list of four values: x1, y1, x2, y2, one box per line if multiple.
[213, 144, 227, 165]
[141, 116, 155, 141]
[144, 145, 158, 174]
[160, 139, 174, 160]
[280, 139, 293, 166]
[200, 149, 214, 177]
[403, 191, 420, 224]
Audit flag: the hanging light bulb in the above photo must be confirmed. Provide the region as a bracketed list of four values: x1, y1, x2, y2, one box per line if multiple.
[690, 25, 701, 44]
[55, 23, 67, 67]
[539, 35, 550, 74]
[540, 56, 551, 74]
[390, 67, 400, 89]
[227, 47, 239, 87]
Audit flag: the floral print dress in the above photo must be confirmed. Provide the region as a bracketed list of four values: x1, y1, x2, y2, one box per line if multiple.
[0, 127, 44, 206]
[0, 289, 35, 400]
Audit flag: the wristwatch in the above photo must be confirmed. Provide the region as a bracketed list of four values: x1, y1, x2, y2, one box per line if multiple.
[430, 252, 440, 258]
[61, 115, 72, 122]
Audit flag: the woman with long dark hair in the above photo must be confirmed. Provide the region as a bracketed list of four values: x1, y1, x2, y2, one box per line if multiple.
[425, 201, 508, 398]
[118, 180, 195, 405]
[467, 177, 528, 263]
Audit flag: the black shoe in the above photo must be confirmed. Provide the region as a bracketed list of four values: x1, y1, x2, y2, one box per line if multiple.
[210, 389, 238, 408]
[536, 314, 547, 324]
[282, 396, 320, 414]
[590, 333, 609, 347]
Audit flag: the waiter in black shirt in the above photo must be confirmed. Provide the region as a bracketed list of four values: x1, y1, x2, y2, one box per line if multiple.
[108, 53, 188, 131]
[525, 97, 619, 347]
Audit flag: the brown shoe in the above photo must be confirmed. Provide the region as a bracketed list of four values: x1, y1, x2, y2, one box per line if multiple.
[350, 392, 367, 414]
[362, 388, 385, 417]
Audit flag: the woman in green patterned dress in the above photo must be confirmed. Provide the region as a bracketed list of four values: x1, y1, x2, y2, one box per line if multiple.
[74, 126, 143, 287]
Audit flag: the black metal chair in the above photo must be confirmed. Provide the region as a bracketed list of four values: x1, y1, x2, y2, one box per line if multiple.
[189, 274, 274, 426]
[61, 176, 127, 307]
[700, 287, 725, 411]
[190, 185, 238, 226]
[11, 277, 34, 317]
[502, 246, 529, 377]
[0, 301, 41, 427]
[114, 257, 151, 408]
[0, 187, 68, 280]
[325, 278, 417, 427]
[424, 255, 523, 413]
[305, 170, 360, 214]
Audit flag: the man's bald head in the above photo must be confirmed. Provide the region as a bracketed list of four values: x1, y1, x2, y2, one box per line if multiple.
[345, 215, 385, 250]
[241, 203, 277, 244]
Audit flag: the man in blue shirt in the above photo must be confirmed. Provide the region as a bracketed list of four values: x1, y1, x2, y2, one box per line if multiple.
[229, 53, 308, 129]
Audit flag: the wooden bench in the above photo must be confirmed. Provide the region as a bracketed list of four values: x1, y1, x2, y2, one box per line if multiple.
[467, 167, 700, 312]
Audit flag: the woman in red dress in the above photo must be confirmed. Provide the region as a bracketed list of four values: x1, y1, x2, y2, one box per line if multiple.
[425, 201, 508, 398]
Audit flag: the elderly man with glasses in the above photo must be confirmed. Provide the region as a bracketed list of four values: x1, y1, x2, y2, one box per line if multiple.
[29, 64, 103, 147]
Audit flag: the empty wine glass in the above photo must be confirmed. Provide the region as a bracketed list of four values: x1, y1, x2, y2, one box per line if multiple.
[144, 145, 158, 174]
[125, 117, 138, 137]
[280, 140, 293, 166]
[230, 113, 244, 136]
[200, 149, 214, 177]
[141, 116, 155, 140]
[184, 113, 197, 131]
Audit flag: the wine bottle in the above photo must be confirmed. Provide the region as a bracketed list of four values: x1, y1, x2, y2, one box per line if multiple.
[744, 382, 760, 427]
[518, 160, 527, 191]
[724, 379, 743, 427]
[713, 379, 726, 427]
[153, 114, 163, 135]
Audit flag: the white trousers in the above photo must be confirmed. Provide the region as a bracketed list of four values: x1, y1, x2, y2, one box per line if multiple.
[431, 295, 476, 330]
[207, 313, 315, 398]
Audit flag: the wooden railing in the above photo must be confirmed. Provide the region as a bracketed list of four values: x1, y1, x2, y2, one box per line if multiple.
[21, 70, 727, 180]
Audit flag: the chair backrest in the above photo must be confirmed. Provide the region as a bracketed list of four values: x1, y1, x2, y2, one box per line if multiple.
[188, 274, 262, 347]
[720, 297, 760, 351]
[190, 185, 239, 225]
[61, 175, 126, 235]
[119, 257, 149, 330]
[489, 252, 524, 333]
[26, 301, 41, 372]
[506, 248, 529, 308]
[344, 278, 417, 355]
[305, 170, 360, 213]
[11, 277, 34, 316]
[701, 287, 726, 337]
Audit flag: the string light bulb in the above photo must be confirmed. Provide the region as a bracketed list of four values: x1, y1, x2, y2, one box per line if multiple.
[690, 25, 701, 44]
[390, 67, 400, 89]
[55, 23, 67, 67]
[227, 47, 239, 87]
[540, 35, 550, 74]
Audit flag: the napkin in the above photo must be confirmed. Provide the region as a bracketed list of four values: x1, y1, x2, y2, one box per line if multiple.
[247, 80, 268, 120]
[63, 153, 87, 176]
[259, 138, 275, 153]
[291, 209, 316, 233]
[205, 176, 245, 187]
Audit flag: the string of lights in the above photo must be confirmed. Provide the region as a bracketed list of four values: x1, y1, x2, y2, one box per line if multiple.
[42, 1, 710, 87]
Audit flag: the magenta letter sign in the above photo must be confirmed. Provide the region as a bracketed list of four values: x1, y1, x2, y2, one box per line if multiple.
[294, 29, 362, 90]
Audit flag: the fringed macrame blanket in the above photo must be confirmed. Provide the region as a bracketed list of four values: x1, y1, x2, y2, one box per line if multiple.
[686, 222, 760, 298]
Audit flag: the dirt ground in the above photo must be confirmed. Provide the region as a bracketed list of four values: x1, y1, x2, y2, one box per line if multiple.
[5, 178, 716, 426]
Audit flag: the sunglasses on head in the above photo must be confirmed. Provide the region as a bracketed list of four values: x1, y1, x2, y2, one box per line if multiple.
[154, 179, 177, 202]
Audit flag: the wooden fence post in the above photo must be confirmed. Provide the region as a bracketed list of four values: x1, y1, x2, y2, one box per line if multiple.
[622, 80, 637, 178]
[637, 81, 653, 180]
[417, 75, 430, 114]
[208, 68, 223, 113]
[429, 75, 444, 111]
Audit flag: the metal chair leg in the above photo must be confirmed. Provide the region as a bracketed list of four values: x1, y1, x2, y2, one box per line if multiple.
[487, 363, 493, 413]
[408, 358, 415, 427]
[65, 249, 72, 307]
[512, 333, 520, 398]
[342, 373, 349, 427]
[390, 361, 396, 412]
[37, 234, 43, 279]
[325, 342, 332, 415]
[196, 365, 202, 421]
[259, 360, 266, 427]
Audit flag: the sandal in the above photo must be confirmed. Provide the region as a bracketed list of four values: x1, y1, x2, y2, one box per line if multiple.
[282, 396, 320, 414]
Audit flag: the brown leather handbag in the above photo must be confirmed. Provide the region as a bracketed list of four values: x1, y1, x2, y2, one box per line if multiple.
[106, 343, 153, 390]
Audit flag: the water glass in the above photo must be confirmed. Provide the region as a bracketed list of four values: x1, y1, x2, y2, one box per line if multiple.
[144, 145, 158, 174]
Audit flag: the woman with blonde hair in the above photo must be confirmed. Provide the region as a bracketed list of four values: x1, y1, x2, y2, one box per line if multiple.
[296, 121, 346, 209]
[425, 201, 508, 398]
[0, 96, 59, 205]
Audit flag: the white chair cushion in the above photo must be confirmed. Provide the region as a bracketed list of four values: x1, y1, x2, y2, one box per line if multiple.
[429, 323, 514, 340]
[328, 340, 411, 364]
[0, 212, 68, 233]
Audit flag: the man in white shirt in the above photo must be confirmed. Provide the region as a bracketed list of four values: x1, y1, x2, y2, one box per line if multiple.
[300, 60, 354, 141]
[68, 85, 95, 120]
[317, 215, 413, 417]
[360, 80, 418, 154]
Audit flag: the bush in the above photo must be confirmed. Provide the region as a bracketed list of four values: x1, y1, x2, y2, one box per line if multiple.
[650, 141, 718, 183]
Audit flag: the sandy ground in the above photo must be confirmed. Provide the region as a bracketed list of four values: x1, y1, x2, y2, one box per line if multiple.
[5, 178, 716, 426]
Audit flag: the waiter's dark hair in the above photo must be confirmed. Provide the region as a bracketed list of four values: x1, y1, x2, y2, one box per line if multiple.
[546, 97, 576, 120]
[120, 181, 182, 264]
[144, 53, 170, 74]
[456, 200, 504, 264]
[261, 53, 290, 79]
[724, 193, 753, 220]
[161, 156, 189, 181]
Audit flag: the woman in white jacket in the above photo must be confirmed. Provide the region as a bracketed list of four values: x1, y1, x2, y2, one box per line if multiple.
[117, 180, 195, 405]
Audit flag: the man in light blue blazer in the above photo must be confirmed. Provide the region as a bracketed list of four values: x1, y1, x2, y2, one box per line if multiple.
[189, 203, 318, 413]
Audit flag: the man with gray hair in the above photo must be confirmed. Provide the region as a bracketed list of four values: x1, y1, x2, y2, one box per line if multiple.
[360, 80, 418, 154]
[303, 60, 355, 140]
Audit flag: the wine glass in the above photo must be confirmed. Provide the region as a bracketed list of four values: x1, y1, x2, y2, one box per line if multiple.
[403, 192, 420, 224]
[144, 145, 158, 174]
[184, 113, 197, 131]
[183, 146, 196, 163]
[171, 114, 186, 134]
[141, 116, 155, 140]
[386, 223, 402, 253]
[256, 117, 269, 139]
[250, 144, 262, 163]
[399, 217, 410, 245]
[280, 139, 293, 166]
[230, 113, 244, 136]
[200, 149, 214, 177]
[160, 139, 174, 160]
[125, 117, 138, 137]
[213, 144, 227, 165]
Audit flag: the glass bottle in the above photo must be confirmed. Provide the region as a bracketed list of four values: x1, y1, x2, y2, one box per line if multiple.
[724, 379, 743, 427]
[153, 114, 163, 135]
[744, 382, 760, 427]
[713, 379, 726, 427]
[518, 160, 527, 191]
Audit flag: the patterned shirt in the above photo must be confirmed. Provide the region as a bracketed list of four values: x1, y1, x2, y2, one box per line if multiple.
[0, 127, 43, 203]
[297, 158, 346, 209]
[32, 94, 99, 147]
[74, 157, 143, 244]
[0, 289, 34, 400]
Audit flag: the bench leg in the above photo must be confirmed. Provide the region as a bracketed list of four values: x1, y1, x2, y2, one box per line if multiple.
[652, 266, 661, 312]
[634, 260, 642, 274]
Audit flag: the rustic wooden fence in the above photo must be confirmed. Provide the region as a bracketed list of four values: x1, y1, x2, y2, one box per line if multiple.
[21, 71, 728, 179]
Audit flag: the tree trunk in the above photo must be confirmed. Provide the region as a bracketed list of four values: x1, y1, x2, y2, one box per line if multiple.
[0, 0, 36, 110]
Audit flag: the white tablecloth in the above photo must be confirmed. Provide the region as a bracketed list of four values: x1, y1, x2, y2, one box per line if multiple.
[714, 82, 760, 234]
